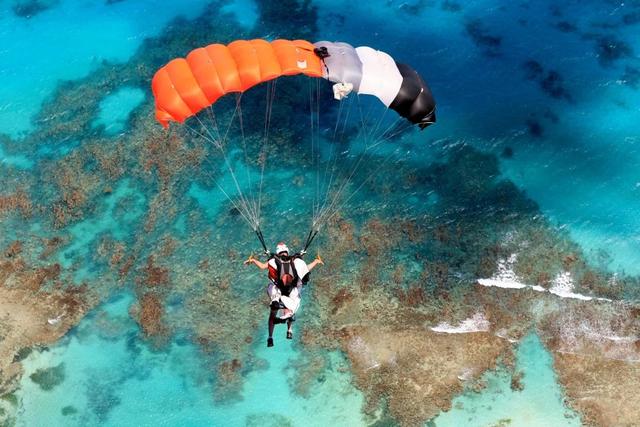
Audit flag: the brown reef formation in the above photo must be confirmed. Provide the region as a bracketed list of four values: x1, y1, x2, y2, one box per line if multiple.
[540, 301, 640, 427]
[0, 240, 96, 395]
[293, 210, 640, 426]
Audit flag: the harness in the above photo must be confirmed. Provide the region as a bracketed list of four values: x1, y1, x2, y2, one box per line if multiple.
[271, 254, 300, 296]
[270, 254, 309, 297]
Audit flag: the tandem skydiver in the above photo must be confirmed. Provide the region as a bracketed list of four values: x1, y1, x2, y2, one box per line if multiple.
[244, 242, 323, 347]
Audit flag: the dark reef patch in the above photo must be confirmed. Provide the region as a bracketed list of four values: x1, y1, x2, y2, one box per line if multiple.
[540, 70, 571, 100]
[590, 35, 634, 67]
[29, 363, 65, 391]
[465, 19, 502, 57]
[398, 0, 431, 16]
[522, 60, 572, 101]
[254, 0, 317, 39]
[61, 405, 78, 416]
[525, 119, 543, 138]
[11, 347, 33, 363]
[423, 145, 538, 219]
[11, 0, 57, 18]
[555, 21, 577, 33]
[441, 1, 462, 12]
[86, 381, 121, 423]
[523, 60, 544, 80]
[501, 146, 514, 159]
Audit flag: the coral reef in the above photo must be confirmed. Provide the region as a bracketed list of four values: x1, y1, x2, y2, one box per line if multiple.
[11, 0, 58, 18]
[555, 21, 578, 33]
[441, 1, 462, 13]
[592, 35, 634, 67]
[465, 19, 502, 57]
[538, 298, 640, 426]
[0, 192, 32, 218]
[343, 327, 508, 425]
[29, 363, 65, 391]
[290, 142, 640, 425]
[61, 405, 78, 416]
[135, 293, 166, 338]
[553, 353, 640, 427]
[0, 239, 96, 395]
[522, 60, 572, 101]
[254, 0, 318, 40]
[86, 381, 122, 423]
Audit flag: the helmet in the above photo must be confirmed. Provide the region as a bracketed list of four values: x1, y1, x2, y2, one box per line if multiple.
[276, 242, 289, 255]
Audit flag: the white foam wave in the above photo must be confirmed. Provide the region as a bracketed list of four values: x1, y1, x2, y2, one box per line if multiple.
[477, 254, 528, 289]
[430, 313, 490, 334]
[477, 254, 611, 302]
[549, 272, 611, 301]
[549, 272, 592, 300]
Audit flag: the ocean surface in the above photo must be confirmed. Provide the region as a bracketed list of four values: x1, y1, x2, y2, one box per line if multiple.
[1, 0, 639, 425]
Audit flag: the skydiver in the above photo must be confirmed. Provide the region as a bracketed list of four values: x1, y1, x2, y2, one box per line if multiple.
[244, 242, 324, 347]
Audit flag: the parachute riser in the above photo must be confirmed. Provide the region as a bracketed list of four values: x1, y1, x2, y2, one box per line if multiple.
[301, 228, 320, 256]
[254, 228, 270, 256]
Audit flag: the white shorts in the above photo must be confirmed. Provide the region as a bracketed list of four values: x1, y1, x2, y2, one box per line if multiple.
[267, 283, 301, 313]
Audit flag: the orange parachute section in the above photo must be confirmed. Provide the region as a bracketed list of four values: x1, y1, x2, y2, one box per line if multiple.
[151, 39, 323, 128]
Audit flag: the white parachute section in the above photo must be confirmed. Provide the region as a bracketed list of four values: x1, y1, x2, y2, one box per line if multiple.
[354, 46, 404, 107]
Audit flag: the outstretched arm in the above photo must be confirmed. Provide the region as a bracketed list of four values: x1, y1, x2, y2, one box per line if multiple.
[243, 254, 269, 270]
[307, 254, 324, 271]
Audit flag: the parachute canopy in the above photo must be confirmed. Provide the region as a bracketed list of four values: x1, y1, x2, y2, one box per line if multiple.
[152, 39, 436, 129]
[150, 39, 437, 253]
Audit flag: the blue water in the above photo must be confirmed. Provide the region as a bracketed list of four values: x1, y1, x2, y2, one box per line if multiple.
[320, 0, 640, 274]
[1, 0, 639, 425]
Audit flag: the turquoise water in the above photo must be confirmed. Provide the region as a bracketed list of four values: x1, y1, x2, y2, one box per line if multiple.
[92, 87, 145, 135]
[15, 295, 365, 426]
[1, 0, 639, 425]
[0, 0, 208, 138]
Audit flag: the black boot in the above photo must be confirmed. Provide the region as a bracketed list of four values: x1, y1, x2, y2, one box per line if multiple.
[267, 337, 274, 347]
